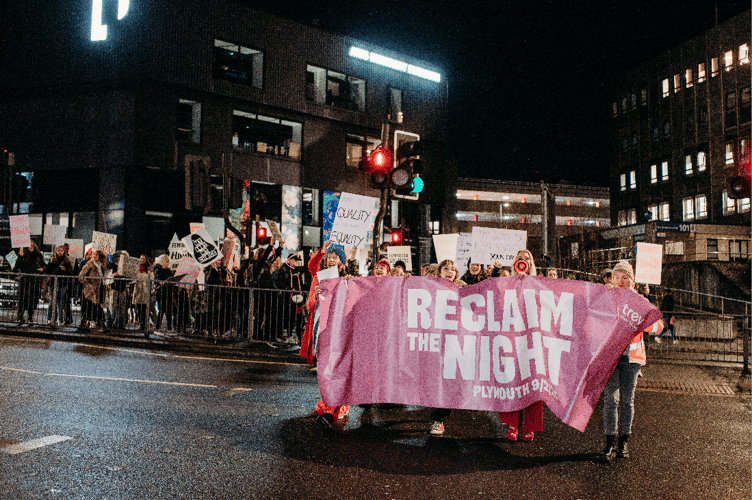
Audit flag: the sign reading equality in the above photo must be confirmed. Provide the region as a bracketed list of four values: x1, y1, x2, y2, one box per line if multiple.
[316, 276, 661, 432]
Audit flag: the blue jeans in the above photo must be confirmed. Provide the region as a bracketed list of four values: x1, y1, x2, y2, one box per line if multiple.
[47, 278, 69, 323]
[659, 314, 674, 342]
[603, 355, 641, 436]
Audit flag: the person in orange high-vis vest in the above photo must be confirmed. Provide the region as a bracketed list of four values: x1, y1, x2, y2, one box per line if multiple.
[599, 259, 663, 463]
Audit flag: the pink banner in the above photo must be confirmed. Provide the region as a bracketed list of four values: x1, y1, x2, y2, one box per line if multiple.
[316, 275, 662, 432]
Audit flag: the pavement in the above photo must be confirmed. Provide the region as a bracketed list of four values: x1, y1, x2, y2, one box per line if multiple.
[2, 323, 750, 396]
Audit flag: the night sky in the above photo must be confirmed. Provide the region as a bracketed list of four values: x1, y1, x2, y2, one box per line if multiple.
[252, 0, 750, 186]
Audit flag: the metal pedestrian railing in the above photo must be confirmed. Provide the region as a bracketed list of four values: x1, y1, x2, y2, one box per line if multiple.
[0, 272, 308, 345]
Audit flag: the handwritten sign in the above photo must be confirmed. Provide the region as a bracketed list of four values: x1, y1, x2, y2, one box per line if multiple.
[175, 256, 201, 287]
[91, 231, 117, 255]
[168, 233, 189, 270]
[470, 227, 527, 266]
[317, 266, 339, 282]
[64, 239, 84, 260]
[266, 220, 283, 242]
[43, 225, 67, 247]
[329, 192, 379, 248]
[386, 245, 412, 271]
[181, 227, 221, 268]
[9, 215, 31, 248]
[635, 242, 663, 285]
[119, 255, 140, 278]
[455, 233, 474, 277]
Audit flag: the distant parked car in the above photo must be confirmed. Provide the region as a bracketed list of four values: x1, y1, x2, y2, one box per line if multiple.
[0, 277, 18, 309]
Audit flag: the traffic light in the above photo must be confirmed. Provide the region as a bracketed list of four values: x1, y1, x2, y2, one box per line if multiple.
[393, 140, 424, 196]
[390, 229, 404, 245]
[728, 137, 751, 199]
[256, 225, 268, 245]
[360, 145, 393, 188]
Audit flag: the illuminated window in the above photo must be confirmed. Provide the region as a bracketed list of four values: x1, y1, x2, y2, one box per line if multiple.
[698, 62, 706, 83]
[232, 110, 302, 160]
[724, 50, 733, 71]
[650, 164, 658, 184]
[726, 92, 737, 128]
[697, 151, 706, 172]
[346, 134, 380, 169]
[627, 209, 637, 224]
[685, 68, 693, 88]
[659, 202, 670, 221]
[618, 210, 627, 226]
[711, 57, 719, 77]
[726, 142, 734, 165]
[695, 194, 708, 219]
[620, 173, 626, 192]
[177, 99, 201, 144]
[723, 190, 737, 215]
[685, 155, 693, 175]
[674, 74, 681, 93]
[647, 204, 659, 221]
[306, 64, 366, 112]
[682, 197, 695, 221]
[661, 161, 669, 181]
[741, 44, 750, 65]
[739, 197, 751, 213]
[662, 78, 670, 97]
[213, 39, 264, 89]
[629, 170, 636, 190]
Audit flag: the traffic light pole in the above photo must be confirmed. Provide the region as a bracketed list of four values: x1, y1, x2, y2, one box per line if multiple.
[371, 120, 392, 268]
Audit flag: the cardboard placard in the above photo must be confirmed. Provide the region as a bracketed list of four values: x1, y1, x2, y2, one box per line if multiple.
[470, 227, 527, 266]
[635, 242, 663, 285]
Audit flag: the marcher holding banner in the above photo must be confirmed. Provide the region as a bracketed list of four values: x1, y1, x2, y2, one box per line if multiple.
[298, 240, 351, 429]
[599, 260, 662, 463]
[498, 249, 544, 442]
[428, 259, 467, 435]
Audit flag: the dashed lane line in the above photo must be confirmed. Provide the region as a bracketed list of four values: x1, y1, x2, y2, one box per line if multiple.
[1, 435, 72, 455]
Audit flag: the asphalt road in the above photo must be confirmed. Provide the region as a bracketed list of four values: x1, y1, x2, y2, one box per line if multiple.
[1, 336, 750, 500]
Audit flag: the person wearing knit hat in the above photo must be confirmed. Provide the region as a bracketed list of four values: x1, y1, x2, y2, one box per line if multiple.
[323, 244, 347, 270]
[372, 258, 391, 276]
[599, 257, 661, 463]
[612, 260, 635, 285]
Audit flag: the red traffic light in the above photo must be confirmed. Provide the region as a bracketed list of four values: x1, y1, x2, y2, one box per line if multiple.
[367, 146, 393, 174]
[390, 229, 404, 245]
[256, 225, 268, 244]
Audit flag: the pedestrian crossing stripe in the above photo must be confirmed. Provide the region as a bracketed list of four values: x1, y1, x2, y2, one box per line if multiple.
[0, 435, 72, 455]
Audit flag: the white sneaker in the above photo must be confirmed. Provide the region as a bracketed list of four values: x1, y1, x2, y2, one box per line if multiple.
[654, 337, 662, 344]
[429, 421, 445, 435]
[672, 339, 678, 344]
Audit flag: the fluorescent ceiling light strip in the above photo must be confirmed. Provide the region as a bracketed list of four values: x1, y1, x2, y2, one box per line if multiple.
[349, 46, 440, 82]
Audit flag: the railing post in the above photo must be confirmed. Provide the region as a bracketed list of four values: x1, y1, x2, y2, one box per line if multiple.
[743, 304, 750, 375]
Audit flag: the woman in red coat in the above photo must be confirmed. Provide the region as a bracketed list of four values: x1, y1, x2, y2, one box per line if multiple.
[498, 249, 545, 442]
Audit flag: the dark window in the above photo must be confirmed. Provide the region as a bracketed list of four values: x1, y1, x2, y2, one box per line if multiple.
[698, 105, 708, 125]
[177, 99, 201, 143]
[741, 86, 751, 124]
[213, 39, 264, 89]
[707, 238, 719, 260]
[725, 92, 737, 129]
[662, 120, 671, 138]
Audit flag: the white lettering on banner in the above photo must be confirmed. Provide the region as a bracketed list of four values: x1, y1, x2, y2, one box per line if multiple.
[406, 286, 574, 386]
[472, 378, 557, 400]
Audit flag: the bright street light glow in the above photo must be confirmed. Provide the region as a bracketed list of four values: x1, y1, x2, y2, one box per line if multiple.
[349, 46, 441, 83]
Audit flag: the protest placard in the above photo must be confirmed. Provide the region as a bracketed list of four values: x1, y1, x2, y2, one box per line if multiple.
[455, 233, 474, 277]
[91, 231, 117, 255]
[386, 245, 412, 271]
[202, 216, 224, 241]
[175, 256, 201, 286]
[64, 239, 84, 260]
[43, 225, 67, 247]
[328, 192, 379, 248]
[221, 238, 239, 268]
[181, 226, 221, 268]
[635, 242, 663, 285]
[168, 233, 189, 270]
[470, 227, 527, 266]
[266, 220, 283, 241]
[5, 251, 17, 270]
[317, 266, 339, 282]
[119, 255, 140, 278]
[9, 215, 31, 248]
[432, 234, 458, 263]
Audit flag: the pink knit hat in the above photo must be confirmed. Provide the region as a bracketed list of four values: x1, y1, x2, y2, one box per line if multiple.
[612, 260, 635, 282]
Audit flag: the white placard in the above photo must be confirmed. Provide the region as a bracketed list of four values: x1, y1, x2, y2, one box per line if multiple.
[635, 242, 663, 285]
[175, 256, 201, 286]
[64, 239, 84, 260]
[432, 234, 458, 263]
[168, 233, 190, 270]
[329, 192, 380, 249]
[386, 246, 412, 271]
[455, 233, 474, 277]
[91, 230, 117, 255]
[43, 225, 67, 246]
[181, 227, 222, 269]
[9, 215, 31, 248]
[202, 216, 225, 241]
[470, 227, 527, 266]
[317, 266, 339, 282]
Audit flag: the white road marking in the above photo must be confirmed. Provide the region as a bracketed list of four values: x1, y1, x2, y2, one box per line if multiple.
[0, 366, 217, 388]
[220, 388, 254, 396]
[1, 435, 72, 455]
